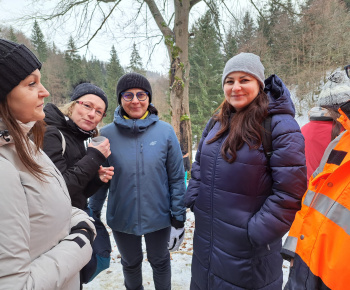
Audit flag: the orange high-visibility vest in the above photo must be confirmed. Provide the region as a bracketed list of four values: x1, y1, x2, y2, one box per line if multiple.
[283, 108, 350, 289]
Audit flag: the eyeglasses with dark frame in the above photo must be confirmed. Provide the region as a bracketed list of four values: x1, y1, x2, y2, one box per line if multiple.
[344, 65, 350, 79]
[121, 91, 149, 102]
[75, 101, 106, 118]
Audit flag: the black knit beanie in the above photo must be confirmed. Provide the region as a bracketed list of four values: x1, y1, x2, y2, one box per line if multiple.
[116, 72, 152, 105]
[0, 38, 42, 101]
[71, 83, 108, 111]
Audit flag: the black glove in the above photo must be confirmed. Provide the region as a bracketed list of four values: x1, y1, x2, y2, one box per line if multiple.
[70, 221, 94, 245]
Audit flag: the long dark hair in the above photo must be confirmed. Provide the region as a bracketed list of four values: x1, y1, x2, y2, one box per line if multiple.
[0, 98, 47, 181]
[207, 87, 269, 163]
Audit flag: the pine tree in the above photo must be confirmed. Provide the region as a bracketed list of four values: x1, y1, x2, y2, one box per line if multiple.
[237, 12, 256, 50]
[223, 25, 238, 63]
[9, 27, 17, 42]
[189, 10, 224, 146]
[31, 20, 48, 62]
[64, 36, 86, 95]
[85, 57, 105, 88]
[127, 43, 145, 75]
[105, 45, 124, 123]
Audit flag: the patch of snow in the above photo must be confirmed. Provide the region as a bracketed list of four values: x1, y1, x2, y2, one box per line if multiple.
[84, 202, 290, 289]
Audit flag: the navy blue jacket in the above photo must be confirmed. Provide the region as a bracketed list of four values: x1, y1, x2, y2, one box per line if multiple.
[185, 75, 307, 289]
[89, 107, 186, 235]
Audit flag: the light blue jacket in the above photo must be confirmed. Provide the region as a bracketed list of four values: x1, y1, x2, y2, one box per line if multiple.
[89, 107, 186, 235]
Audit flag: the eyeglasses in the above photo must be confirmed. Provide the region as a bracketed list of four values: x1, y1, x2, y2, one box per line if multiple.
[344, 65, 350, 79]
[75, 101, 106, 118]
[121, 91, 149, 102]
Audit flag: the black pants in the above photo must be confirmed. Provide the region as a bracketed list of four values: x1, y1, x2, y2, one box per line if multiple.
[113, 227, 171, 290]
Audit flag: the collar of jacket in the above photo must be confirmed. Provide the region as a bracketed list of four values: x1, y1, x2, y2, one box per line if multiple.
[123, 110, 149, 120]
[0, 118, 36, 146]
[113, 106, 158, 133]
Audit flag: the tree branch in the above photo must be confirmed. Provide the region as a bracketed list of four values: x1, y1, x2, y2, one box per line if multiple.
[201, 0, 226, 47]
[248, 0, 267, 22]
[41, 0, 90, 21]
[218, 0, 238, 22]
[76, 0, 122, 49]
[271, 0, 303, 16]
[190, 0, 202, 9]
[144, 0, 173, 38]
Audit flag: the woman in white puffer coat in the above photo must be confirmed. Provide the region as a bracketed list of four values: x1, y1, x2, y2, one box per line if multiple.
[0, 38, 96, 289]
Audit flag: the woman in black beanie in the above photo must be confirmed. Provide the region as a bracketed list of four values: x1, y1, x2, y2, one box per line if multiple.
[42, 82, 114, 284]
[43, 82, 113, 210]
[0, 38, 96, 289]
[89, 72, 186, 290]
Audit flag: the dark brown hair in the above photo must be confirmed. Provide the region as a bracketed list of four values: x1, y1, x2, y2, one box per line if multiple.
[0, 99, 47, 181]
[207, 88, 269, 163]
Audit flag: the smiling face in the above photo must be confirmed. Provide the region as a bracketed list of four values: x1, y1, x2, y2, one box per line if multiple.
[70, 94, 106, 131]
[223, 71, 260, 111]
[121, 88, 149, 119]
[7, 69, 49, 123]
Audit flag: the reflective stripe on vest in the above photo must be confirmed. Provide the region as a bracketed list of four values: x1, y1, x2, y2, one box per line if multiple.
[303, 189, 316, 207]
[303, 189, 350, 236]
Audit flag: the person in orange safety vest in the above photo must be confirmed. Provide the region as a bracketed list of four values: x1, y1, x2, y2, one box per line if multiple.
[282, 69, 350, 290]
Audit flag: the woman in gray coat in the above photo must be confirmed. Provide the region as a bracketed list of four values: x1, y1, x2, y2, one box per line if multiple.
[0, 38, 95, 289]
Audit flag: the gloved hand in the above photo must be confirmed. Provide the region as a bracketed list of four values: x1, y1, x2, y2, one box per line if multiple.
[168, 218, 185, 252]
[70, 221, 95, 245]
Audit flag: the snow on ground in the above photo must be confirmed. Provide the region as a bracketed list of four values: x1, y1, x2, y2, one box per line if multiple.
[84, 201, 290, 289]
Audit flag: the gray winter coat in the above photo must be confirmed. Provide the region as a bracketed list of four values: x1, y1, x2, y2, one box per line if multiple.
[0, 119, 96, 290]
[89, 107, 186, 235]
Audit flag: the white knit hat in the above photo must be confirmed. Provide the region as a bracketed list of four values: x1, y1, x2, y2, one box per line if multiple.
[222, 52, 265, 89]
[318, 70, 350, 108]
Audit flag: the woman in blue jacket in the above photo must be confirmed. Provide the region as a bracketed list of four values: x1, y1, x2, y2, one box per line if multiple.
[89, 72, 186, 290]
[185, 52, 307, 289]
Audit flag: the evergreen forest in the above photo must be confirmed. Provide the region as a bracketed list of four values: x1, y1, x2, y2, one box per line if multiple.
[1, 0, 349, 147]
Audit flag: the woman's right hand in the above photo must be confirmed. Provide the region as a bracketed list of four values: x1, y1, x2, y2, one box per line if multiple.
[98, 166, 114, 183]
[88, 138, 111, 158]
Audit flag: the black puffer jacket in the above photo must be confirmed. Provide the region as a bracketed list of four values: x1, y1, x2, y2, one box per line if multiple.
[43, 103, 106, 209]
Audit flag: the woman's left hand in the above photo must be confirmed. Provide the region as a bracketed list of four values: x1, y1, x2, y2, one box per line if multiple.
[98, 166, 114, 183]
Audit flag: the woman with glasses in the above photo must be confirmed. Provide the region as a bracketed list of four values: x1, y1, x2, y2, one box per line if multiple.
[0, 39, 95, 289]
[89, 72, 186, 290]
[42, 82, 114, 283]
[43, 82, 113, 210]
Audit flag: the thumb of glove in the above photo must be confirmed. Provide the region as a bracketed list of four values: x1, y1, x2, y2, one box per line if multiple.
[168, 226, 185, 252]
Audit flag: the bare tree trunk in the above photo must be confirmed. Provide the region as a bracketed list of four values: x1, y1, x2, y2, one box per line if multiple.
[146, 0, 194, 157]
[170, 0, 192, 156]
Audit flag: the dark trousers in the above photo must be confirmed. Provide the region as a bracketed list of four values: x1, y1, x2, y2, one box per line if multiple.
[113, 227, 171, 290]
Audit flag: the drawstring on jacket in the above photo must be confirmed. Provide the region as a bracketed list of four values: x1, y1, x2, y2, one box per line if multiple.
[0, 130, 10, 142]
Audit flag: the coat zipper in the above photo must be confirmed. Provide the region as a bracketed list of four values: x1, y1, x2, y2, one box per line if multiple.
[134, 120, 141, 234]
[208, 136, 223, 288]
[141, 143, 144, 175]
